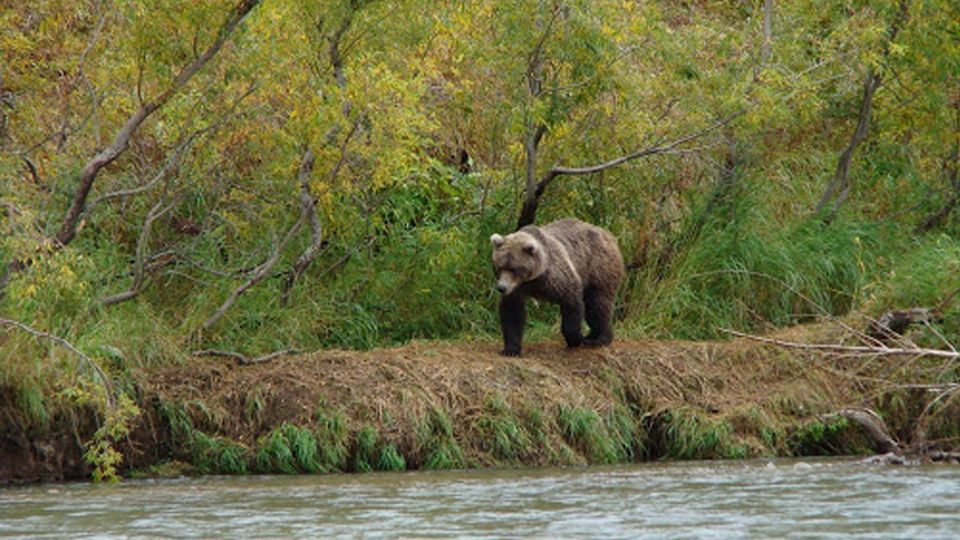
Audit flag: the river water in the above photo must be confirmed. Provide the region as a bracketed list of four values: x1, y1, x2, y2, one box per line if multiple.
[2, 458, 959, 539]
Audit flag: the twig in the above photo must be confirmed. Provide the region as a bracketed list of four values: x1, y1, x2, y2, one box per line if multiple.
[0, 318, 113, 405]
[720, 328, 960, 359]
[192, 348, 301, 365]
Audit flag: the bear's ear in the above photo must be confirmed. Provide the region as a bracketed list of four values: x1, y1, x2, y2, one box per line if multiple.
[523, 242, 537, 255]
[490, 234, 504, 248]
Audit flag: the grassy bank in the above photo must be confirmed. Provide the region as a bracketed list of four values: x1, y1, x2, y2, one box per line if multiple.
[4, 323, 958, 483]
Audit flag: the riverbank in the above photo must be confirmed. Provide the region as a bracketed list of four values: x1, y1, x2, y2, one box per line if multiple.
[2, 323, 955, 483]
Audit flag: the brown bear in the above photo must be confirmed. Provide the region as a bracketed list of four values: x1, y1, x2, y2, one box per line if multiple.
[490, 218, 624, 356]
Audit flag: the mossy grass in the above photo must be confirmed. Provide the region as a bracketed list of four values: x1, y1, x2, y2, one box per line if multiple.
[254, 425, 299, 474]
[788, 417, 871, 456]
[376, 443, 407, 471]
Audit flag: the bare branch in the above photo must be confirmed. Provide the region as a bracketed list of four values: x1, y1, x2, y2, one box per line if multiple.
[77, 0, 108, 147]
[92, 83, 257, 207]
[516, 110, 744, 228]
[547, 111, 744, 181]
[720, 328, 960, 360]
[281, 148, 322, 306]
[21, 155, 45, 190]
[761, 0, 774, 65]
[814, 0, 910, 221]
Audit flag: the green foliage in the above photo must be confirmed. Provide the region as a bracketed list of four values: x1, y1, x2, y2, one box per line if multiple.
[254, 427, 296, 474]
[17, 383, 49, 429]
[351, 425, 407, 472]
[864, 234, 960, 345]
[351, 425, 378, 473]
[3, 0, 960, 480]
[255, 423, 322, 474]
[376, 443, 407, 472]
[80, 392, 142, 483]
[632, 206, 880, 339]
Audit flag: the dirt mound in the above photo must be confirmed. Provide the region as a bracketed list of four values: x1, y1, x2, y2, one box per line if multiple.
[132, 326, 867, 472]
[9, 324, 931, 483]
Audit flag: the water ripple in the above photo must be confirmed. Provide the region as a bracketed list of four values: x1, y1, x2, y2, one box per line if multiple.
[2, 459, 960, 539]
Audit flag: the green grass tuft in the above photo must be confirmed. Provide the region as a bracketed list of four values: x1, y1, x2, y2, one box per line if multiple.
[418, 408, 465, 470]
[255, 427, 296, 474]
[788, 417, 871, 456]
[474, 395, 532, 463]
[658, 408, 749, 459]
[315, 407, 349, 471]
[556, 405, 621, 464]
[376, 443, 406, 471]
[352, 425, 378, 473]
[190, 431, 249, 474]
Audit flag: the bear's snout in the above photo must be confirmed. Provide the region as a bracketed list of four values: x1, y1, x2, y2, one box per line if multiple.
[497, 284, 508, 294]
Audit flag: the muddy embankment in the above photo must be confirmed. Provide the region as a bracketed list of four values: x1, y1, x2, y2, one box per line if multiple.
[3, 324, 957, 483]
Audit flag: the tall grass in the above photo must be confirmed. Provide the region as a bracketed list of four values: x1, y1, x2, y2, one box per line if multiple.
[628, 207, 882, 339]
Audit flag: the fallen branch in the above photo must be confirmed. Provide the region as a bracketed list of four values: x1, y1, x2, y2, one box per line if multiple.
[192, 348, 301, 365]
[0, 318, 113, 405]
[720, 328, 960, 360]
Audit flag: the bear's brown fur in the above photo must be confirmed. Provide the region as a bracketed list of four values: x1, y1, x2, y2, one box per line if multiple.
[490, 218, 624, 356]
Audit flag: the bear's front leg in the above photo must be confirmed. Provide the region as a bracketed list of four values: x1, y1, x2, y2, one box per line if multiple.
[560, 299, 585, 348]
[499, 294, 526, 356]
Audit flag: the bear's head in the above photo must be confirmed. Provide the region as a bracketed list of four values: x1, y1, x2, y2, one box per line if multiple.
[490, 230, 547, 295]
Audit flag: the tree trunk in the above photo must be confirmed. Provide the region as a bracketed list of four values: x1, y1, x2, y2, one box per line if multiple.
[761, 0, 773, 64]
[813, 0, 910, 222]
[814, 71, 881, 221]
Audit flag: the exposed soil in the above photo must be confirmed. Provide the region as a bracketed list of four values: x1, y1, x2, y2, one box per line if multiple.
[3, 324, 945, 483]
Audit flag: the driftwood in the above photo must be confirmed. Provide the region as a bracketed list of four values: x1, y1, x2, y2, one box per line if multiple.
[192, 348, 301, 365]
[833, 408, 900, 455]
[866, 289, 959, 343]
